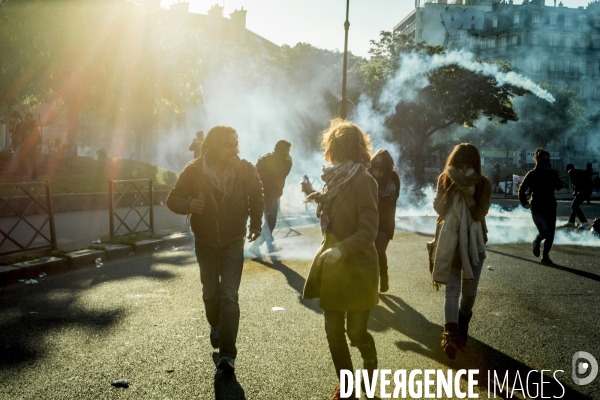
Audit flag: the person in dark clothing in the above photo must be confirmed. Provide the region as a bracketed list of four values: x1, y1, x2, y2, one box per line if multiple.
[249, 140, 293, 256]
[584, 163, 594, 204]
[564, 164, 591, 229]
[367, 149, 400, 293]
[518, 148, 563, 265]
[492, 163, 501, 193]
[189, 130, 204, 159]
[8, 111, 22, 177]
[166, 126, 264, 374]
[18, 113, 41, 181]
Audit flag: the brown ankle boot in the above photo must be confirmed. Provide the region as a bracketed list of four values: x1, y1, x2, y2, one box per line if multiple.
[441, 322, 461, 360]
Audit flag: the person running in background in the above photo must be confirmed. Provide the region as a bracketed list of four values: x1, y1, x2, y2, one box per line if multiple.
[431, 143, 491, 360]
[301, 119, 379, 400]
[492, 162, 501, 193]
[17, 113, 41, 181]
[249, 140, 292, 257]
[8, 111, 22, 177]
[584, 163, 594, 204]
[189, 130, 204, 159]
[367, 150, 400, 293]
[563, 164, 590, 229]
[166, 126, 264, 375]
[519, 148, 562, 265]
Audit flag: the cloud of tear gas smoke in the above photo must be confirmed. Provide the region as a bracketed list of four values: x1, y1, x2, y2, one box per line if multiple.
[372, 49, 555, 123]
[395, 185, 600, 247]
[153, 47, 401, 216]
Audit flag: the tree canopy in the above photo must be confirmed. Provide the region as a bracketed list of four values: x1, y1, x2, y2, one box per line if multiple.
[354, 32, 532, 185]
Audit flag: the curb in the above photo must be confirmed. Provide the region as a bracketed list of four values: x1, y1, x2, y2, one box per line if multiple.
[0, 231, 195, 287]
[0, 214, 319, 287]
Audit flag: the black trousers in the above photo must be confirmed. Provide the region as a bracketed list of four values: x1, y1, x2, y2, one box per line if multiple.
[569, 192, 589, 224]
[324, 309, 377, 379]
[532, 208, 557, 257]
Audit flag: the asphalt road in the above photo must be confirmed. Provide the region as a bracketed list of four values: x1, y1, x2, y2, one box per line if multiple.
[1, 226, 599, 400]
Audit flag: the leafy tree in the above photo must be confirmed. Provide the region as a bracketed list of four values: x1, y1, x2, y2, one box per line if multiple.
[355, 32, 531, 186]
[0, 0, 203, 156]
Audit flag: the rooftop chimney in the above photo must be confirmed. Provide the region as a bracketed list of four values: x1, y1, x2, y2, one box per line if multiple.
[169, 1, 189, 14]
[208, 3, 224, 19]
[230, 7, 247, 31]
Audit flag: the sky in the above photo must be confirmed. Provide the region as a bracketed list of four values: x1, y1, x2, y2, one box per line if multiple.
[162, 0, 595, 58]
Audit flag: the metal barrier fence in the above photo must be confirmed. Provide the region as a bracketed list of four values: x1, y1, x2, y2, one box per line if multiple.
[0, 181, 57, 256]
[108, 178, 154, 238]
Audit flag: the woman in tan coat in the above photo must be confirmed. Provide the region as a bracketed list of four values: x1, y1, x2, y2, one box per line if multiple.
[432, 143, 492, 360]
[302, 119, 379, 400]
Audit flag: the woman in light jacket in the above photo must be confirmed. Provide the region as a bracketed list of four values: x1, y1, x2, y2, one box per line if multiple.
[432, 143, 491, 360]
[302, 119, 379, 400]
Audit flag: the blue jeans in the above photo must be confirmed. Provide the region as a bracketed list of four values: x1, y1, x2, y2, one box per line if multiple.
[194, 239, 245, 359]
[532, 209, 556, 257]
[444, 258, 484, 324]
[254, 197, 279, 252]
[324, 309, 378, 378]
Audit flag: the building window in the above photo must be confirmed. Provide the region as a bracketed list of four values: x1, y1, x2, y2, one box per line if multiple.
[550, 14, 558, 26]
[549, 60, 556, 74]
[580, 62, 586, 76]
[565, 60, 572, 76]
[532, 13, 540, 28]
[580, 16, 587, 30]
[565, 37, 572, 47]
[500, 36, 507, 46]
[492, 17, 498, 30]
[511, 34, 518, 45]
[513, 13, 519, 28]
[565, 16, 573, 29]
[533, 59, 541, 72]
[489, 37, 496, 48]
[596, 17, 600, 28]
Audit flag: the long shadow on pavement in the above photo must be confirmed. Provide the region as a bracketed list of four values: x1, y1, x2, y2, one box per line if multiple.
[212, 352, 246, 400]
[250, 256, 322, 314]
[0, 251, 191, 370]
[486, 248, 600, 282]
[369, 294, 591, 399]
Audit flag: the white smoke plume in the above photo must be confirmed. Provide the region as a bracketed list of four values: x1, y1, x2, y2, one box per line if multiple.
[395, 186, 600, 247]
[368, 49, 556, 124]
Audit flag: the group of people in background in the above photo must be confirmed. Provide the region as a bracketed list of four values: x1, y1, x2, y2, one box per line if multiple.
[173, 122, 596, 400]
[7, 111, 41, 181]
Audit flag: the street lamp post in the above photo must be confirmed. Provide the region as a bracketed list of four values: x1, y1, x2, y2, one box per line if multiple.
[340, 0, 350, 119]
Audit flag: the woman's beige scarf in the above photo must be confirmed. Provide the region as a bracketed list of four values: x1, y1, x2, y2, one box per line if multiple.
[303, 160, 365, 234]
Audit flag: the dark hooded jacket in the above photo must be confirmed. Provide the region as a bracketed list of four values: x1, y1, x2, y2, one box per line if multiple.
[518, 167, 562, 212]
[166, 158, 264, 247]
[256, 151, 292, 198]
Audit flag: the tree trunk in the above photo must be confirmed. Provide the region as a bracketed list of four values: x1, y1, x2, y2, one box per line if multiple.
[413, 134, 425, 188]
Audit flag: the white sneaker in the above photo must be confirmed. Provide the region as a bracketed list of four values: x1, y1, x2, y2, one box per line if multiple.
[563, 222, 577, 228]
[248, 243, 262, 257]
[579, 222, 590, 229]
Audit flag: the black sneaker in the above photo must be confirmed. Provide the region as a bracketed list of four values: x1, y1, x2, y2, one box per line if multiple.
[540, 256, 554, 265]
[218, 356, 235, 374]
[532, 239, 540, 258]
[210, 326, 220, 349]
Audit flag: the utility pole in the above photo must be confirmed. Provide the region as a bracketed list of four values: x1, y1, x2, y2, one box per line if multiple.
[340, 0, 350, 119]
